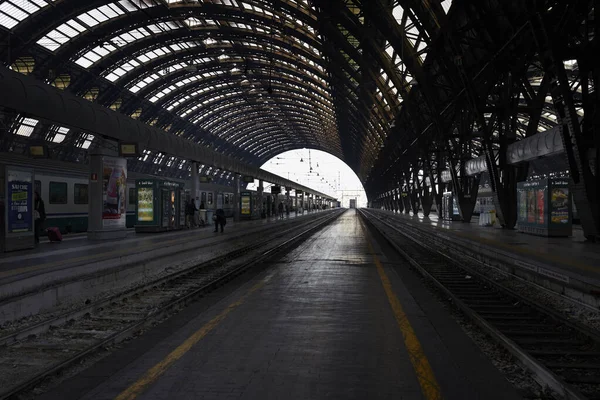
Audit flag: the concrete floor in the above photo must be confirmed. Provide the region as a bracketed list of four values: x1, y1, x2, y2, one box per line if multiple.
[42, 210, 521, 400]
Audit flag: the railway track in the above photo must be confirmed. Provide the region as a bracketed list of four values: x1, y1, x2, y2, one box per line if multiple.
[0, 210, 342, 399]
[361, 209, 600, 400]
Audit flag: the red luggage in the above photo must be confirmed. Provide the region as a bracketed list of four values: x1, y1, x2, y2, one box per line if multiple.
[46, 227, 63, 242]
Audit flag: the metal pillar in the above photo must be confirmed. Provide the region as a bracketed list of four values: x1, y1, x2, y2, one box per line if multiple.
[533, 15, 600, 240]
[448, 158, 480, 223]
[258, 179, 264, 218]
[233, 174, 241, 222]
[191, 162, 199, 201]
[294, 190, 298, 215]
[285, 187, 290, 215]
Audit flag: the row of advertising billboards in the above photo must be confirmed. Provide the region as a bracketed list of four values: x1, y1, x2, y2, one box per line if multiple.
[517, 178, 571, 236]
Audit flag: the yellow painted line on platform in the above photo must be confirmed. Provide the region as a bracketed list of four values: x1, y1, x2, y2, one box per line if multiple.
[361, 222, 443, 400]
[114, 276, 269, 400]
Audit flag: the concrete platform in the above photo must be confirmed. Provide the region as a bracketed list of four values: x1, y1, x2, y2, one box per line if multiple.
[0, 210, 331, 323]
[0, 210, 324, 285]
[41, 210, 520, 400]
[370, 209, 600, 306]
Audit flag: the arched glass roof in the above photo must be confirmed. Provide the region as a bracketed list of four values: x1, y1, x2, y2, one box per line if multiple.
[1, 0, 588, 195]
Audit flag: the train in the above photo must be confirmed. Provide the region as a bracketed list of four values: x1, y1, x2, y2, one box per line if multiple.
[0, 154, 237, 233]
[0, 154, 312, 234]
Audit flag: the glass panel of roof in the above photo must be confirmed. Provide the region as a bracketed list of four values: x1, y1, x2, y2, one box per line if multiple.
[48, 125, 69, 143]
[0, 0, 47, 30]
[13, 117, 39, 137]
[37, 1, 156, 51]
[79, 133, 95, 149]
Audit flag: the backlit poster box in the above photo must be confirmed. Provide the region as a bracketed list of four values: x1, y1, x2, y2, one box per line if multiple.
[517, 178, 571, 236]
[102, 156, 127, 229]
[137, 184, 154, 222]
[241, 191, 252, 216]
[7, 169, 33, 233]
[550, 186, 569, 224]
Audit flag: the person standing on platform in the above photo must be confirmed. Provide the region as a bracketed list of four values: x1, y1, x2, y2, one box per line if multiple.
[34, 191, 46, 244]
[186, 199, 196, 228]
[278, 201, 284, 219]
[214, 208, 226, 233]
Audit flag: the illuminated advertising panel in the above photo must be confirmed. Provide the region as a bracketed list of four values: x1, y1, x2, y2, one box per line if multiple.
[241, 192, 251, 215]
[137, 187, 154, 222]
[102, 156, 127, 228]
[7, 169, 33, 233]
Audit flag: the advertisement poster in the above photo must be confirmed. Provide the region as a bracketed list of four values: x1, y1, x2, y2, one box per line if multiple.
[527, 190, 536, 223]
[241, 194, 251, 215]
[137, 187, 154, 222]
[551, 188, 569, 224]
[179, 192, 186, 227]
[452, 197, 460, 216]
[518, 190, 527, 221]
[102, 157, 127, 228]
[536, 189, 545, 224]
[7, 170, 32, 233]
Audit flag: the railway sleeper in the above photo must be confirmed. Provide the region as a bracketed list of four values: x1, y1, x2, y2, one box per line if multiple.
[544, 362, 600, 370]
[515, 337, 587, 346]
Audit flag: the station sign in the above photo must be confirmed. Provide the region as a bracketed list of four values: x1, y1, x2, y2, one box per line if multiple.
[271, 185, 281, 194]
[28, 144, 48, 158]
[199, 176, 211, 183]
[119, 142, 140, 157]
[242, 176, 254, 183]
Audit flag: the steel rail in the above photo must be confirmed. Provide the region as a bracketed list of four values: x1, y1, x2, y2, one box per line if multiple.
[0, 210, 343, 400]
[360, 209, 594, 400]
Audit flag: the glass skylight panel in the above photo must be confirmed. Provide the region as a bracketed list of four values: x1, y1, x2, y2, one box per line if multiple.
[37, 2, 157, 51]
[49, 126, 70, 143]
[79, 133, 95, 149]
[14, 117, 39, 137]
[0, 0, 46, 30]
[441, 0, 453, 14]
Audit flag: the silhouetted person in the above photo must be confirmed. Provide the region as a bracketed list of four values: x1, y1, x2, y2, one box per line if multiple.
[214, 208, 226, 233]
[34, 191, 46, 244]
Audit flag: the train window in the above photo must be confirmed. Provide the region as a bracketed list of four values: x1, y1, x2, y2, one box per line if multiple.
[74, 183, 89, 204]
[49, 181, 68, 204]
[34, 180, 41, 197]
[208, 192, 213, 205]
[129, 188, 136, 205]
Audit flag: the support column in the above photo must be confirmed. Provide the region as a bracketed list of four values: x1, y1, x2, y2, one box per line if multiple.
[285, 187, 291, 216]
[420, 178, 433, 217]
[448, 159, 480, 223]
[397, 192, 404, 213]
[258, 179, 264, 218]
[533, 15, 600, 240]
[191, 162, 199, 202]
[88, 138, 128, 240]
[294, 190, 298, 215]
[233, 174, 241, 222]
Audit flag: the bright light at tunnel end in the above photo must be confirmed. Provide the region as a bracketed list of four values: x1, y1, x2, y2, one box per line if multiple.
[246, 149, 368, 208]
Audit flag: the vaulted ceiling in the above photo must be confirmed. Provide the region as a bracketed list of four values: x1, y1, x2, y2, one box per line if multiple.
[0, 0, 590, 192]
